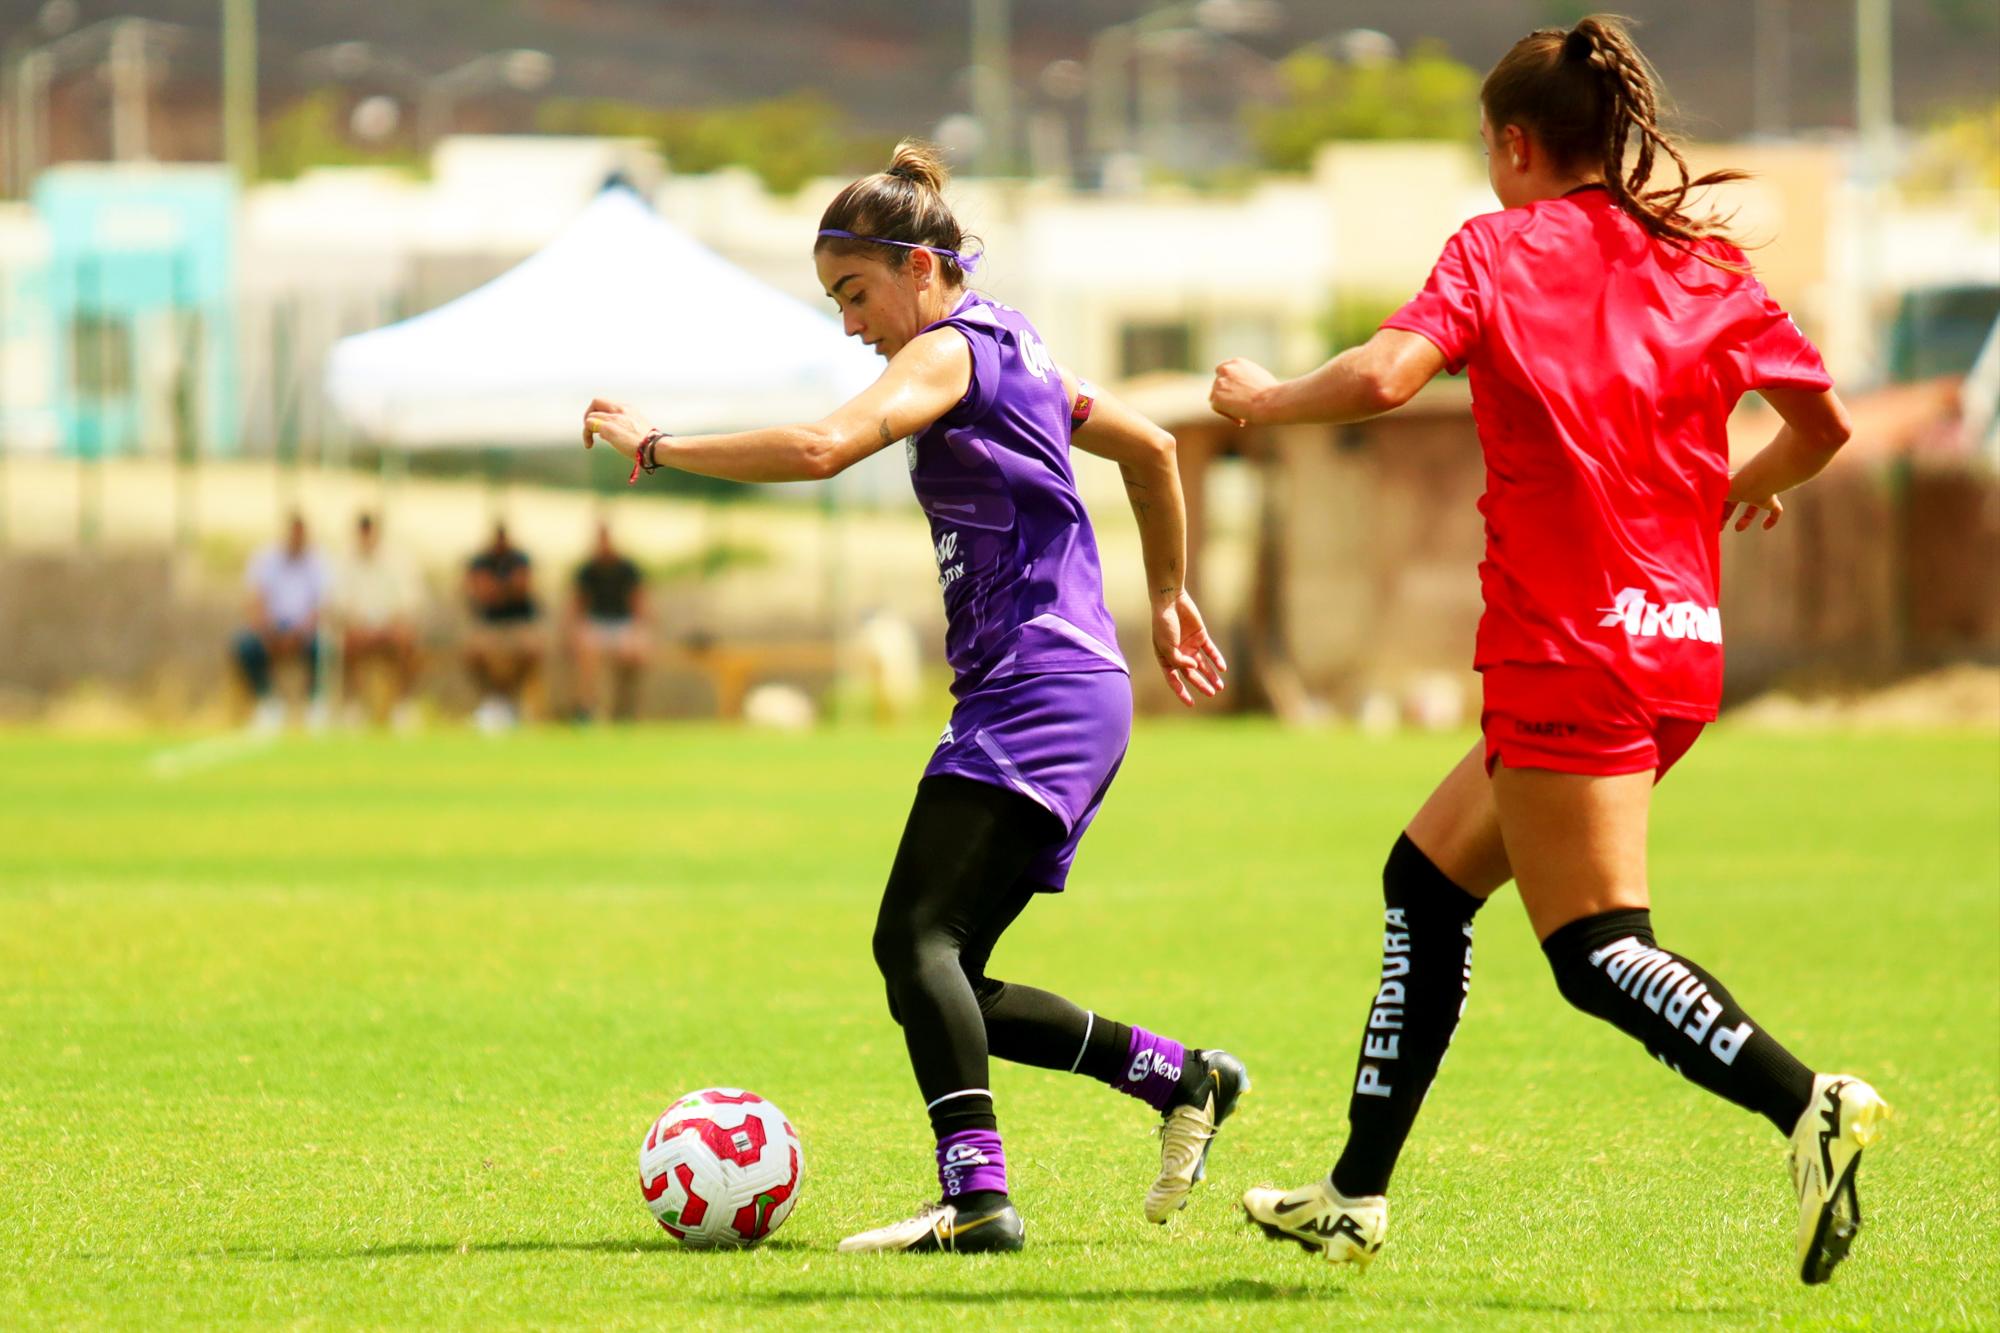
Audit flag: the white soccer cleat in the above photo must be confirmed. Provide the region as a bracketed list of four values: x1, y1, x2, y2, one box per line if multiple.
[1242, 1178, 1386, 1266]
[836, 1195, 1025, 1254]
[1789, 1072, 1890, 1285]
[1145, 1049, 1250, 1224]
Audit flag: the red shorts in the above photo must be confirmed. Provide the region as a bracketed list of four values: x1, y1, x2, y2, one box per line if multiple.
[1481, 663, 1707, 780]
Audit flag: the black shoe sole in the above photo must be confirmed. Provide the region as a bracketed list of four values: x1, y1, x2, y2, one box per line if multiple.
[1800, 1153, 1863, 1285]
[1247, 1212, 1326, 1255]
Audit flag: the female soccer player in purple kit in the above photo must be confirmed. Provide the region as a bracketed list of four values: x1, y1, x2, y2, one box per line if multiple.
[583, 141, 1244, 1254]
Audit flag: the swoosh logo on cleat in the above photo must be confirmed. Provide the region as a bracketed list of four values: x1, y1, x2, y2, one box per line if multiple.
[942, 1212, 1004, 1248]
[1273, 1197, 1312, 1215]
[1816, 1082, 1847, 1184]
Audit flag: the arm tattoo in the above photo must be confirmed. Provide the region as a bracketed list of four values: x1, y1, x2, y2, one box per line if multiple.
[877, 418, 893, 446]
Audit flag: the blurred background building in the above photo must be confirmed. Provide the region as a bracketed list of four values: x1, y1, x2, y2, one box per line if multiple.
[0, 0, 1994, 728]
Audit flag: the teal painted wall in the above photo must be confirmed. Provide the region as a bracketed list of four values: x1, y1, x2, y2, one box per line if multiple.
[34, 166, 239, 457]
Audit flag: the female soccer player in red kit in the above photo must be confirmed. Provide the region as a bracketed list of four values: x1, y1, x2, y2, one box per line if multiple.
[1212, 16, 1887, 1285]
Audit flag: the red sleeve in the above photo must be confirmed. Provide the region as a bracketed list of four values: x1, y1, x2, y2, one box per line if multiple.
[1725, 278, 1833, 395]
[1381, 223, 1492, 375]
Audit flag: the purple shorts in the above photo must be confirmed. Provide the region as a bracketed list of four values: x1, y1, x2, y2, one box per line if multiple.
[924, 669, 1132, 891]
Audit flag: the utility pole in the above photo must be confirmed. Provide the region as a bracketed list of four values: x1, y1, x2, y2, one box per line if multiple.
[11, 50, 48, 196]
[970, 0, 1012, 176]
[1753, 0, 1789, 137]
[222, 0, 256, 180]
[1855, 0, 1893, 379]
[109, 19, 148, 161]
[1855, 0, 1892, 155]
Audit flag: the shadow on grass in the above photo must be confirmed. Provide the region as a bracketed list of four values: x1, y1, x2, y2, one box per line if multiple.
[734, 1278, 1340, 1306]
[235, 1238, 812, 1260]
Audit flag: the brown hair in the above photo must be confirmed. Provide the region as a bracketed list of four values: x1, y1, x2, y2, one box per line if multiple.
[1482, 15, 1745, 254]
[815, 139, 973, 284]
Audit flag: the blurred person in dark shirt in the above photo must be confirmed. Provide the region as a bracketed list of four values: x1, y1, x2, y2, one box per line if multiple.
[464, 521, 540, 730]
[565, 520, 650, 722]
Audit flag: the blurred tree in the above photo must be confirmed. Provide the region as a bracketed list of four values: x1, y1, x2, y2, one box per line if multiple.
[1318, 294, 1408, 357]
[538, 93, 889, 194]
[261, 90, 424, 180]
[1927, 0, 2000, 31]
[1537, 1, 1596, 24]
[1903, 99, 2000, 195]
[1247, 41, 1482, 171]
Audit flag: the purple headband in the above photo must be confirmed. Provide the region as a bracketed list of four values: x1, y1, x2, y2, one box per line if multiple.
[816, 229, 982, 276]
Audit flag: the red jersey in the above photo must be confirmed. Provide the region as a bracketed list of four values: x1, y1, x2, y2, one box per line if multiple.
[1383, 186, 1832, 719]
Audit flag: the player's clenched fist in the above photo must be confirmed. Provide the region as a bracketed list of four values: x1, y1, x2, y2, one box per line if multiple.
[1209, 357, 1278, 425]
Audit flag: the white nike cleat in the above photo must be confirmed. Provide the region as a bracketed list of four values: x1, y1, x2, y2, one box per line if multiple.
[1145, 1049, 1251, 1224]
[836, 1196, 1025, 1254]
[1789, 1072, 1890, 1285]
[1242, 1178, 1386, 1266]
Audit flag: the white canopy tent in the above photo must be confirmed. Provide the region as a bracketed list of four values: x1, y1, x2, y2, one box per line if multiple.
[323, 186, 888, 474]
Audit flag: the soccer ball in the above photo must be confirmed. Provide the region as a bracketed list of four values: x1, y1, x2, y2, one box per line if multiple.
[639, 1088, 803, 1248]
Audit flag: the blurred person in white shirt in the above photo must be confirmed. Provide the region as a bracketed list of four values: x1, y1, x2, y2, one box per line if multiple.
[234, 513, 329, 730]
[336, 512, 422, 727]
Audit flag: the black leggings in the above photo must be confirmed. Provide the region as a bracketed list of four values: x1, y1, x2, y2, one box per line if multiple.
[872, 776, 1115, 1113]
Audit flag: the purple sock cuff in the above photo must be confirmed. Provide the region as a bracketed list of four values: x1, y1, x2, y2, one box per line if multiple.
[1116, 1026, 1188, 1111]
[936, 1128, 1008, 1198]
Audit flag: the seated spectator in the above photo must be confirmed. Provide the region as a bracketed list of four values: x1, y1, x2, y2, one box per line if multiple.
[464, 521, 540, 730]
[234, 512, 329, 731]
[336, 512, 422, 728]
[566, 521, 650, 722]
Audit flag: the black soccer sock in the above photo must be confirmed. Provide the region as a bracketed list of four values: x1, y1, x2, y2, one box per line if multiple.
[952, 881, 1144, 1082]
[1330, 834, 1487, 1199]
[976, 980, 1115, 1072]
[1540, 908, 1816, 1133]
[927, 1088, 997, 1139]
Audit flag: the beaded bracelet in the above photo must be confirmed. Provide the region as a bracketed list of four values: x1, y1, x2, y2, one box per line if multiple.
[627, 429, 669, 485]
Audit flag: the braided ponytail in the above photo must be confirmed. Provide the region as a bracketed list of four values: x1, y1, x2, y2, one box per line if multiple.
[1485, 15, 1746, 256]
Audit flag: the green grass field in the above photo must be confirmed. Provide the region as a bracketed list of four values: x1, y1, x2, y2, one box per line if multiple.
[3, 722, 1995, 1330]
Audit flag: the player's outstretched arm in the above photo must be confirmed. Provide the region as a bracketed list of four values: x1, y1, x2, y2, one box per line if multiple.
[1209, 328, 1446, 427]
[1061, 370, 1227, 708]
[1722, 386, 1853, 531]
[582, 329, 972, 484]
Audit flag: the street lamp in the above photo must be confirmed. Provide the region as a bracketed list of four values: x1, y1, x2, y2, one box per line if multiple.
[7, 15, 184, 194]
[416, 48, 552, 148]
[1086, 0, 1282, 179]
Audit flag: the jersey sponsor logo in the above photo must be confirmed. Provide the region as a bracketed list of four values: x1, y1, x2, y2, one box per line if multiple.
[1019, 331, 1055, 383]
[1513, 719, 1579, 738]
[1597, 587, 1722, 644]
[1126, 1049, 1182, 1085]
[1587, 935, 1754, 1065]
[935, 530, 966, 589]
[937, 723, 956, 748]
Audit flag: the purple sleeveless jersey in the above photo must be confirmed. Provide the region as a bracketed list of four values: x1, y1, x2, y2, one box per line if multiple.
[912, 292, 1132, 891]
[910, 292, 1127, 695]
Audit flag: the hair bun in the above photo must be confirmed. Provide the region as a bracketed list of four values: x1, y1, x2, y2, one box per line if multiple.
[884, 138, 950, 194]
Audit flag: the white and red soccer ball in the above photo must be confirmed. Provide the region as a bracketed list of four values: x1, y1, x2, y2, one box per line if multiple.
[639, 1088, 803, 1248]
